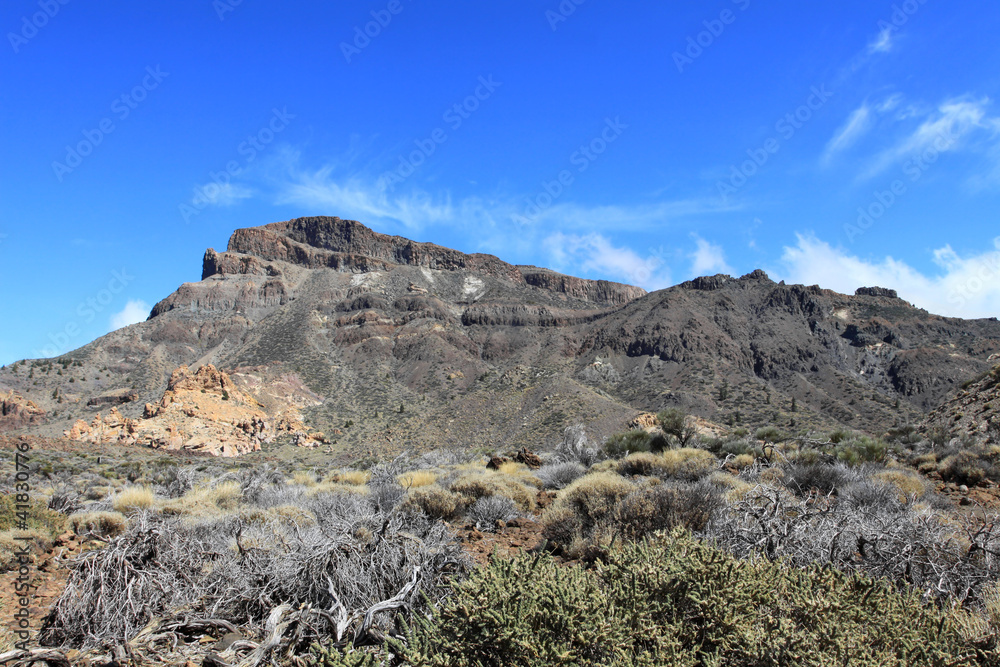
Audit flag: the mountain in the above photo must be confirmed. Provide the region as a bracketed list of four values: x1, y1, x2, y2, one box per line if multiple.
[1, 216, 998, 457]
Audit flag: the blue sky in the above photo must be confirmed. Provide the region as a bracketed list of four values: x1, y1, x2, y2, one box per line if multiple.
[2, 0, 1000, 365]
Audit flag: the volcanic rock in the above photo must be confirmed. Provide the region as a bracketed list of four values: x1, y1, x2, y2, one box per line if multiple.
[2, 215, 999, 456]
[0, 390, 45, 431]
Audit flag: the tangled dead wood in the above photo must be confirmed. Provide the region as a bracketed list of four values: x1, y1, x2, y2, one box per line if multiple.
[36, 493, 468, 663]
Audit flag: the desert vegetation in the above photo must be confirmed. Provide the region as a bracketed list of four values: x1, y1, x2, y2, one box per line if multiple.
[2, 408, 999, 664]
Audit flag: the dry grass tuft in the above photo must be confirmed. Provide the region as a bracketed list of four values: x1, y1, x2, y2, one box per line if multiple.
[292, 471, 319, 487]
[324, 469, 370, 486]
[111, 486, 154, 514]
[875, 469, 927, 500]
[398, 470, 438, 488]
[449, 472, 537, 513]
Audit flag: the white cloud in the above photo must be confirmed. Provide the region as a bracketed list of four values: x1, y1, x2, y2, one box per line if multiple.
[110, 299, 150, 331]
[776, 234, 1000, 318]
[191, 182, 253, 207]
[867, 26, 894, 54]
[689, 234, 732, 277]
[861, 97, 997, 179]
[824, 103, 873, 159]
[875, 94, 903, 114]
[544, 232, 670, 290]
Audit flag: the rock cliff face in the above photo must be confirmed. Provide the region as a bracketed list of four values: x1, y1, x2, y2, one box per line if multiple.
[64, 365, 321, 457]
[0, 391, 45, 431]
[3, 215, 1000, 456]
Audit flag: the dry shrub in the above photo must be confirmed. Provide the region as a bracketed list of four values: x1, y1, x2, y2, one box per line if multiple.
[239, 504, 315, 527]
[732, 453, 756, 470]
[546, 472, 633, 535]
[0, 529, 51, 573]
[400, 485, 463, 521]
[939, 450, 995, 486]
[449, 473, 536, 513]
[84, 486, 110, 501]
[659, 448, 716, 480]
[540, 506, 583, 552]
[398, 470, 438, 488]
[710, 485, 1000, 605]
[68, 511, 127, 539]
[41, 504, 468, 651]
[875, 469, 927, 500]
[709, 471, 753, 502]
[111, 486, 154, 514]
[614, 480, 722, 538]
[536, 462, 587, 490]
[468, 496, 519, 531]
[617, 452, 670, 477]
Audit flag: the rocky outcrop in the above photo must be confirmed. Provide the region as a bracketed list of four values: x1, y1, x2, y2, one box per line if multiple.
[856, 286, 899, 299]
[86, 391, 138, 408]
[461, 304, 611, 327]
[216, 217, 644, 307]
[64, 364, 320, 457]
[0, 391, 45, 431]
[64, 407, 138, 445]
[201, 248, 283, 280]
[520, 268, 645, 305]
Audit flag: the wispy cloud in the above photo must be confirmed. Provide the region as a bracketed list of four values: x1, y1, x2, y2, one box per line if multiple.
[776, 233, 1000, 318]
[110, 299, 150, 330]
[689, 234, 732, 277]
[544, 232, 670, 290]
[860, 97, 998, 179]
[824, 103, 873, 159]
[191, 182, 254, 207]
[867, 26, 894, 54]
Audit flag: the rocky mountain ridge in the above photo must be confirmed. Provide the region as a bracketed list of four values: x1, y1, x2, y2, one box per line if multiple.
[1, 216, 998, 456]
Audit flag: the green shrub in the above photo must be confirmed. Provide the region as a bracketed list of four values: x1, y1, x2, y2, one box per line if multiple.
[836, 436, 889, 465]
[398, 531, 999, 666]
[754, 426, 788, 443]
[0, 495, 65, 538]
[603, 429, 653, 458]
[656, 408, 694, 447]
